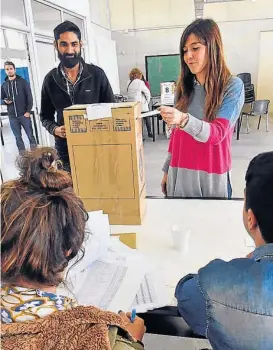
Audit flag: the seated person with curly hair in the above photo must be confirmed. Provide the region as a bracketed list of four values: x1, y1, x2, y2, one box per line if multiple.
[1, 147, 146, 350]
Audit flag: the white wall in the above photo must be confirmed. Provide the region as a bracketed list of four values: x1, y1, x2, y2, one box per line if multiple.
[112, 28, 183, 94]
[48, 0, 120, 93]
[203, 0, 273, 89]
[204, 0, 273, 22]
[218, 19, 273, 87]
[110, 0, 195, 94]
[48, 0, 89, 16]
[111, 0, 273, 96]
[257, 31, 273, 114]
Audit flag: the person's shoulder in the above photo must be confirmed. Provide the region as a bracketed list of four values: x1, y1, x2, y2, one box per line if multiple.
[85, 63, 105, 76]
[43, 67, 58, 83]
[200, 257, 253, 272]
[134, 79, 145, 87]
[198, 257, 273, 314]
[17, 76, 30, 85]
[198, 257, 260, 297]
[224, 76, 244, 96]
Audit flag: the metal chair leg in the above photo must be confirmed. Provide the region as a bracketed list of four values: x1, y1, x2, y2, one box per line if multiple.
[266, 113, 269, 132]
[246, 115, 250, 134]
[1, 129, 4, 146]
[152, 117, 155, 142]
[236, 113, 242, 140]
[257, 115, 262, 130]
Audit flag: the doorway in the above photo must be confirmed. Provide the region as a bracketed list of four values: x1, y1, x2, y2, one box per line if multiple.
[0, 29, 38, 180]
[257, 31, 273, 115]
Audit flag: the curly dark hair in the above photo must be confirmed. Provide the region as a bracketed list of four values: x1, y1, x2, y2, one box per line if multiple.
[1, 147, 88, 286]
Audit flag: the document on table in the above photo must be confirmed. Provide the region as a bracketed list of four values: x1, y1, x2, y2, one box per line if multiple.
[74, 259, 145, 312]
[131, 272, 171, 313]
[66, 211, 110, 280]
[62, 211, 171, 313]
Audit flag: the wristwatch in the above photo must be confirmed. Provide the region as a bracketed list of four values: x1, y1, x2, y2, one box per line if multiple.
[179, 113, 189, 129]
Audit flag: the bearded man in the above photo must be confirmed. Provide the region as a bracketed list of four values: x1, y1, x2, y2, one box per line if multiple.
[40, 21, 115, 171]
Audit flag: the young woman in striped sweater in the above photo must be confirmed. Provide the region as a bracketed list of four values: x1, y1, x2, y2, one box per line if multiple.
[160, 19, 244, 198]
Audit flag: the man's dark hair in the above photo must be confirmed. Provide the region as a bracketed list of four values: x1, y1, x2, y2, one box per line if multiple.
[53, 20, 81, 41]
[4, 61, 15, 69]
[245, 152, 273, 243]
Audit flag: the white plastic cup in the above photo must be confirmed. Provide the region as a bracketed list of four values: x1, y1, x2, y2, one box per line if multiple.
[171, 225, 191, 253]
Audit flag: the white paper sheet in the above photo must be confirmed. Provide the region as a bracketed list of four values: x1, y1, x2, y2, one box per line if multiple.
[86, 103, 112, 120]
[61, 213, 170, 313]
[75, 259, 145, 312]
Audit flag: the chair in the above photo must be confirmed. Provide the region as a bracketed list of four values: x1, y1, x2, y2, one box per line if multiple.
[237, 73, 251, 87]
[114, 94, 128, 103]
[0, 119, 4, 146]
[242, 100, 270, 133]
[237, 73, 255, 104]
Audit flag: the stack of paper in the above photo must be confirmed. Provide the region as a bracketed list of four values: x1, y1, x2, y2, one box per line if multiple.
[61, 211, 171, 313]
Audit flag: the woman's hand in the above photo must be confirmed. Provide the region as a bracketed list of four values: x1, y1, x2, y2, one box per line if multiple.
[161, 173, 168, 196]
[159, 106, 186, 126]
[119, 311, 146, 341]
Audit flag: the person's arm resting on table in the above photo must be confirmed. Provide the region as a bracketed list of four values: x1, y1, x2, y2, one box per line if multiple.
[175, 273, 207, 337]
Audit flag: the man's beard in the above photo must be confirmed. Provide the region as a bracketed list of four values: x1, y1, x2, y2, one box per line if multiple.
[58, 50, 81, 69]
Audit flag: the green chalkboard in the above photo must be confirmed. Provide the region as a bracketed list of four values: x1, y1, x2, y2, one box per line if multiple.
[146, 54, 180, 96]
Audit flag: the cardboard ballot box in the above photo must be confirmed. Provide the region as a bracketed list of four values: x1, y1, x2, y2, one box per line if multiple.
[63, 102, 146, 225]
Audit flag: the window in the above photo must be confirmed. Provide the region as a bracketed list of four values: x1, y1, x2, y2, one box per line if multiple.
[63, 12, 85, 39]
[1, 0, 27, 28]
[32, 1, 61, 37]
[5, 30, 26, 50]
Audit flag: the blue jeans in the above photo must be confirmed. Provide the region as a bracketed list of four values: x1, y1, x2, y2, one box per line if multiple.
[9, 116, 37, 152]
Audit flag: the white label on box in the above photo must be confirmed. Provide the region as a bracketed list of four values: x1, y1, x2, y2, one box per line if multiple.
[86, 104, 113, 120]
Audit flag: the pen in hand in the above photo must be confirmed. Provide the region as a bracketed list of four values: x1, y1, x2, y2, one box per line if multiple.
[131, 308, 136, 323]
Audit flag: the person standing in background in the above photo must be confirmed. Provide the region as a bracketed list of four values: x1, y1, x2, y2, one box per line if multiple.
[40, 21, 115, 172]
[160, 19, 244, 198]
[141, 74, 151, 91]
[127, 68, 153, 138]
[1, 61, 37, 153]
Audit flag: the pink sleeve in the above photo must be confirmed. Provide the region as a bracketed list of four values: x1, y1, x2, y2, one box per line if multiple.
[145, 81, 151, 90]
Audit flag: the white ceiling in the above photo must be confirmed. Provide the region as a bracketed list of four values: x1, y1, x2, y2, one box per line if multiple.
[194, 0, 245, 18]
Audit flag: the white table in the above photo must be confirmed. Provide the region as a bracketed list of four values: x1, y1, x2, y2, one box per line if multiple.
[111, 198, 252, 295]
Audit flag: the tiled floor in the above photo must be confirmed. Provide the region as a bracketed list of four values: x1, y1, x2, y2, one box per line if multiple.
[1, 115, 273, 199]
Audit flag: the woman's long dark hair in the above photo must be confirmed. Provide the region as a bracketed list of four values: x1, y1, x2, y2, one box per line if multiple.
[1, 147, 88, 287]
[176, 19, 231, 122]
